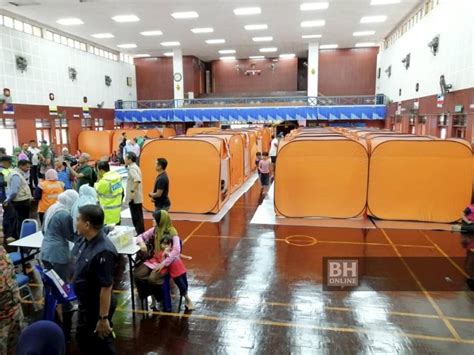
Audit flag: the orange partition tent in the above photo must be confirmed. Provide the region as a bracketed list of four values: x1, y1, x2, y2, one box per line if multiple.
[145, 129, 162, 138]
[162, 127, 176, 138]
[145, 127, 177, 138]
[78, 130, 114, 161]
[140, 137, 230, 214]
[186, 127, 220, 136]
[261, 128, 272, 153]
[112, 129, 148, 153]
[275, 137, 369, 218]
[367, 138, 473, 222]
[197, 133, 245, 193]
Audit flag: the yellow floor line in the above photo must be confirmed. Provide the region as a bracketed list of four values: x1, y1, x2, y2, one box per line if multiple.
[381, 228, 462, 341]
[182, 221, 205, 244]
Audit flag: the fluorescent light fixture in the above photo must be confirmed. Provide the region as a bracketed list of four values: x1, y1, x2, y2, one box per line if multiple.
[353, 30, 376, 36]
[163, 52, 174, 56]
[252, 36, 273, 42]
[171, 11, 199, 19]
[301, 20, 325, 27]
[220, 56, 236, 60]
[191, 27, 214, 33]
[244, 24, 268, 31]
[355, 42, 378, 47]
[320, 44, 338, 49]
[206, 39, 225, 44]
[56, 18, 83, 26]
[300, 2, 329, 11]
[140, 30, 163, 36]
[134, 54, 150, 58]
[249, 55, 265, 59]
[279, 53, 296, 58]
[91, 33, 114, 39]
[117, 43, 137, 48]
[302, 34, 322, 39]
[234, 7, 261, 15]
[360, 15, 387, 23]
[371, 0, 401, 5]
[219, 49, 236, 54]
[259, 47, 277, 53]
[160, 41, 180, 47]
[112, 15, 140, 23]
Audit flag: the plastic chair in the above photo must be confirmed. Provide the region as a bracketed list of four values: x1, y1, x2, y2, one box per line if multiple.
[9, 219, 39, 265]
[35, 265, 77, 321]
[15, 272, 38, 311]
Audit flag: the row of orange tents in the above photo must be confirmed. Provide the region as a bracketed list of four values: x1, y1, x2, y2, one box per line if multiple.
[274, 128, 472, 223]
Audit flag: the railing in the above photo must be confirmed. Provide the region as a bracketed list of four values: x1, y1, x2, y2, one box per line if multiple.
[116, 95, 387, 110]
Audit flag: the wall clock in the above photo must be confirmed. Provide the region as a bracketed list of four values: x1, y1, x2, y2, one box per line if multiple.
[174, 73, 182, 82]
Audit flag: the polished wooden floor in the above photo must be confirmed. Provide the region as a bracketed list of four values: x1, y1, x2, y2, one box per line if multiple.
[21, 181, 474, 354]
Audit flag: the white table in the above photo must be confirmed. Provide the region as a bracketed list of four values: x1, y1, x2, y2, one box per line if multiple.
[9, 226, 141, 310]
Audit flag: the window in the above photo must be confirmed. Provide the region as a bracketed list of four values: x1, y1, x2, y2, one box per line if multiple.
[45, 30, 53, 41]
[23, 23, 33, 35]
[0, 118, 16, 129]
[35, 118, 52, 144]
[53, 33, 61, 43]
[54, 117, 69, 151]
[89, 45, 94, 54]
[14, 19, 23, 31]
[33, 26, 42, 37]
[80, 43, 87, 51]
[81, 118, 93, 130]
[74, 40, 81, 49]
[68, 38, 74, 48]
[94, 118, 104, 131]
[0, 15, 3, 26]
[61, 36, 68, 46]
[4, 16, 13, 28]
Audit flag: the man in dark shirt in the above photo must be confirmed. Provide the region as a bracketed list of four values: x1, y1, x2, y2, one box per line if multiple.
[67, 153, 94, 190]
[148, 157, 171, 211]
[73, 205, 118, 354]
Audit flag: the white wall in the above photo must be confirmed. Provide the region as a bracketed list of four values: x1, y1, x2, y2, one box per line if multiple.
[376, 0, 474, 102]
[0, 26, 136, 108]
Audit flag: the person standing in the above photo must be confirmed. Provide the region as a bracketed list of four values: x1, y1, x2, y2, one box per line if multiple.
[269, 135, 279, 167]
[149, 158, 171, 211]
[124, 152, 144, 235]
[55, 158, 74, 190]
[3, 160, 32, 239]
[0, 155, 16, 243]
[35, 169, 64, 225]
[73, 205, 118, 354]
[28, 140, 40, 189]
[95, 161, 123, 226]
[67, 153, 94, 190]
[118, 132, 127, 164]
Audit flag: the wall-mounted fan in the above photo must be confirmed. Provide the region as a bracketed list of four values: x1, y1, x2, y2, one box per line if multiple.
[16, 55, 28, 72]
[105, 75, 112, 86]
[68, 67, 77, 81]
[440, 75, 452, 95]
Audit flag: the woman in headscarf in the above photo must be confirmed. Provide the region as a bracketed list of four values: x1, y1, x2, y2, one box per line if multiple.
[35, 169, 64, 225]
[134, 210, 178, 300]
[70, 184, 98, 233]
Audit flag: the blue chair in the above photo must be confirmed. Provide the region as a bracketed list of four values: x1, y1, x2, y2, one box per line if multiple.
[15, 272, 38, 311]
[16, 320, 66, 355]
[9, 219, 39, 265]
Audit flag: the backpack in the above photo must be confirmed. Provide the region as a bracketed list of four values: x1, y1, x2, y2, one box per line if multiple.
[89, 167, 98, 186]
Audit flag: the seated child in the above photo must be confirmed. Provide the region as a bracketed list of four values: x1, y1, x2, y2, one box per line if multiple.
[452, 204, 474, 233]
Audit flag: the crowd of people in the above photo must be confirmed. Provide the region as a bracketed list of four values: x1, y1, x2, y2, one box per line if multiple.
[0, 140, 193, 354]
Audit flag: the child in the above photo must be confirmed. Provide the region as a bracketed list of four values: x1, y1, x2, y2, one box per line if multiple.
[255, 152, 262, 179]
[258, 152, 272, 195]
[154, 235, 194, 310]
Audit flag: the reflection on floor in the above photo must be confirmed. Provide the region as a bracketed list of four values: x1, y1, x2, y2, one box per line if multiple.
[22, 181, 474, 354]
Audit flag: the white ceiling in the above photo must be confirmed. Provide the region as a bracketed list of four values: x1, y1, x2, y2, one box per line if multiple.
[0, 0, 423, 61]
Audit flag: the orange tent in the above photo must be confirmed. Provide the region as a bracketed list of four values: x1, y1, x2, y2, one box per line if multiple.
[367, 138, 472, 223]
[196, 133, 245, 193]
[275, 137, 369, 218]
[261, 127, 272, 153]
[112, 129, 148, 154]
[186, 127, 220, 136]
[145, 129, 162, 138]
[140, 137, 230, 213]
[145, 127, 177, 138]
[78, 130, 114, 161]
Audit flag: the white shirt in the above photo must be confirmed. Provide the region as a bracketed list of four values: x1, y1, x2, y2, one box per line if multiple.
[269, 138, 279, 157]
[28, 147, 40, 165]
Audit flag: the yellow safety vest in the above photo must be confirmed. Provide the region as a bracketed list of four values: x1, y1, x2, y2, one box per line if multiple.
[95, 171, 123, 225]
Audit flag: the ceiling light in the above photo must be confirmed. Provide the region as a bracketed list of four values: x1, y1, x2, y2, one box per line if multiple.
[302, 34, 322, 39]
[206, 39, 226, 44]
[171, 11, 199, 19]
[164, 52, 174, 56]
[353, 30, 376, 36]
[355, 42, 378, 47]
[252, 36, 273, 42]
[160, 41, 180, 47]
[140, 30, 163, 36]
[371, 0, 401, 5]
[360, 15, 387, 23]
[244, 24, 268, 31]
[220, 56, 236, 60]
[300, 2, 329, 11]
[56, 18, 83, 26]
[191, 27, 214, 33]
[219, 49, 236, 54]
[259, 47, 277, 53]
[249, 55, 265, 59]
[134, 54, 150, 58]
[117, 43, 137, 49]
[301, 20, 325, 27]
[234, 7, 262, 15]
[112, 15, 140, 23]
[91, 33, 114, 39]
[279, 53, 296, 58]
[320, 44, 338, 49]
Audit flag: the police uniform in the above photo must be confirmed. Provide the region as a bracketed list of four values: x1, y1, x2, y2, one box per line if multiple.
[95, 171, 123, 225]
[73, 230, 118, 355]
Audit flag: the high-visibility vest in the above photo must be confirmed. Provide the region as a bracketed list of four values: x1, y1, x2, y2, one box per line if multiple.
[95, 171, 123, 225]
[38, 180, 64, 213]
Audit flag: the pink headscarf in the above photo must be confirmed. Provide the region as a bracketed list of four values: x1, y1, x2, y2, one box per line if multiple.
[45, 169, 58, 181]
